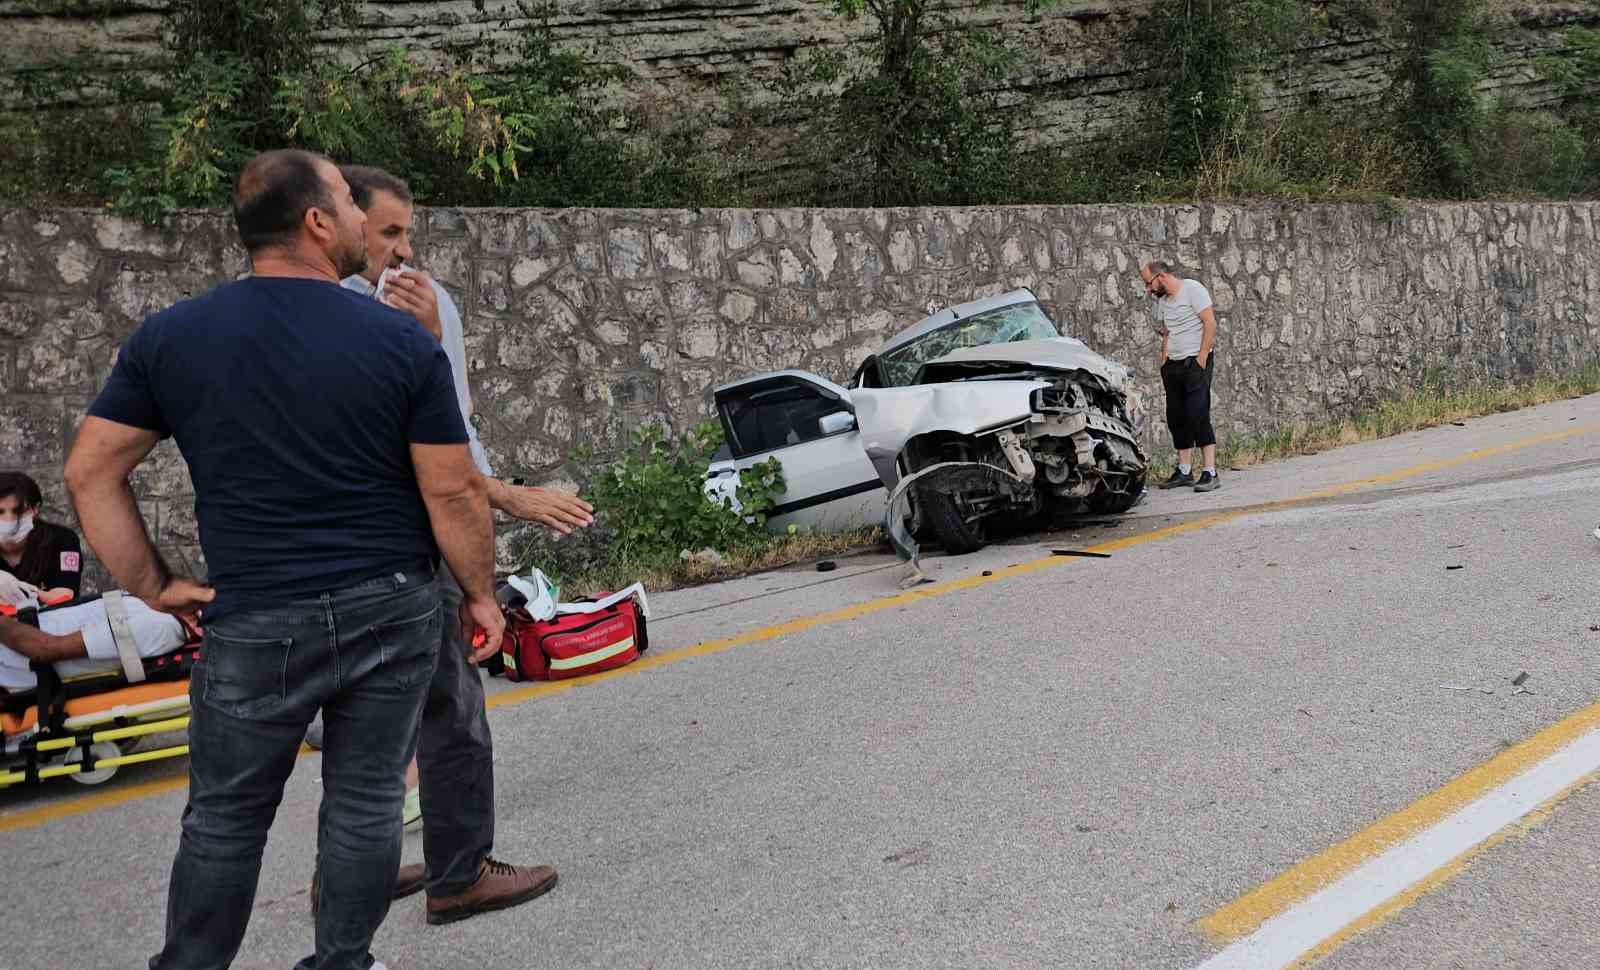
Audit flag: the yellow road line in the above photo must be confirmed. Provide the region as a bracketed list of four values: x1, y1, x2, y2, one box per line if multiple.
[0, 774, 188, 834]
[1197, 697, 1600, 946]
[4, 422, 1596, 837]
[1285, 768, 1600, 968]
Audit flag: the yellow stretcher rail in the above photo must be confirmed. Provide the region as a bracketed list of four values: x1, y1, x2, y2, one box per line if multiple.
[1, 717, 191, 788]
[32, 716, 190, 753]
[0, 741, 190, 787]
[95, 743, 191, 770]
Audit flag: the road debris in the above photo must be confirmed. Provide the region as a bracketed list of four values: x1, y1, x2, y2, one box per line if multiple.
[815, 560, 837, 573]
[1446, 564, 1464, 570]
[883, 844, 932, 868]
[1512, 671, 1530, 687]
[1051, 549, 1111, 559]
[1446, 543, 1466, 550]
[1299, 708, 1314, 718]
[981, 570, 993, 577]
[1451, 421, 1467, 427]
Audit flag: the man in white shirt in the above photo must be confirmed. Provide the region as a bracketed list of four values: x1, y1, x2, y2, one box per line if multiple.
[330, 165, 595, 927]
[1140, 260, 1221, 492]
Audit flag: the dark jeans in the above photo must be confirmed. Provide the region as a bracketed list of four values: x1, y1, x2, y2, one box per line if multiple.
[416, 571, 497, 896]
[149, 569, 442, 970]
[1161, 355, 1217, 451]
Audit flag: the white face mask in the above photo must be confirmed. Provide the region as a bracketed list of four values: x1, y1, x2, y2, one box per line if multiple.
[0, 513, 35, 544]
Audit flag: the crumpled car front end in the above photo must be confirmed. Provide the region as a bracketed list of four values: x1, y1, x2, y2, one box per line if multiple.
[854, 337, 1148, 561]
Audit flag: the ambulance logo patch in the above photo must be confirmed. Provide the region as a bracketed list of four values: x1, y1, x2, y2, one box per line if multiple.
[60, 551, 81, 572]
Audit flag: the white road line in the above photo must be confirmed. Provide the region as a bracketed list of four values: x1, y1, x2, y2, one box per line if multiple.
[1195, 726, 1600, 969]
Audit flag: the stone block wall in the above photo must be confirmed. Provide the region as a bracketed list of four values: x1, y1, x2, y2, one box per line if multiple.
[1, 200, 1598, 588]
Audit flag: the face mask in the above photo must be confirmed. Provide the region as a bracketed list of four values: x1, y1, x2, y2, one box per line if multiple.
[0, 513, 34, 544]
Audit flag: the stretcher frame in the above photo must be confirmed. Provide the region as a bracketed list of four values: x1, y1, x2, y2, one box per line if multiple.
[1, 601, 199, 790]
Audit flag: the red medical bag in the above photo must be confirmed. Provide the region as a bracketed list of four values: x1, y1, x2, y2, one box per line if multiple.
[499, 595, 649, 682]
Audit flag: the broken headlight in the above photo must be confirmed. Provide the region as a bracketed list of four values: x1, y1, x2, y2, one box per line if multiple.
[1030, 384, 1084, 414]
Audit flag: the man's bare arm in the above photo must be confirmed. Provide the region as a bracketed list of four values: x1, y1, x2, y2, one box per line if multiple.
[411, 442, 504, 655]
[484, 478, 594, 535]
[1198, 306, 1218, 365]
[411, 443, 494, 593]
[65, 417, 171, 601]
[0, 617, 86, 664]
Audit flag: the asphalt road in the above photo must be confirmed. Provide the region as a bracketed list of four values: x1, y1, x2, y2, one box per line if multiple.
[7, 395, 1600, 969]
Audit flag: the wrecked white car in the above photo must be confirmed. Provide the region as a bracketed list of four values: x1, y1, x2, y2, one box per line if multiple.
[705, 289, 1146, 557]
[852, 290, 1147, 559]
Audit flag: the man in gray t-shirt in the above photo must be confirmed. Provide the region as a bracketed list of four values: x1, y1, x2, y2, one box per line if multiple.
[325, 165, 596, 930]
[1141, 259, 1221, 492]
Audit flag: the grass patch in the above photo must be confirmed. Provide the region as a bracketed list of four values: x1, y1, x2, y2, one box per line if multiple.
[1153, 364, 1600, 479]
[558, 527, 886, 597]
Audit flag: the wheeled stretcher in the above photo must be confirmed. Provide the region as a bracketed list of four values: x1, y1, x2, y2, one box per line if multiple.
[1, 593, 200, 789]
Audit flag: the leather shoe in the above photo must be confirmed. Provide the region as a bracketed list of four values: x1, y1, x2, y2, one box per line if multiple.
[425, 857, 558, 925]
[393, 863, 426, 900]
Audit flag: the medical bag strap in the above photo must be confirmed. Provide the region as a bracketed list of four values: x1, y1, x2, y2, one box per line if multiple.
[101, 590, 147, 684]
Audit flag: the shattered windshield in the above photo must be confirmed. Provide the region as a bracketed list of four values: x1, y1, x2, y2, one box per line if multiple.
[878, 301, 1059, 386]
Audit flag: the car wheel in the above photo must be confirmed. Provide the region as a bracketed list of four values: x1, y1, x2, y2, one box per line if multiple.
[1089, 473, 1146, 514]
[919, 487, 987, 555]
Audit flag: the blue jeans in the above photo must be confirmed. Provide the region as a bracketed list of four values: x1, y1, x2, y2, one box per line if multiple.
[416, 571, 496, 896]
[149, 569, 443, 970]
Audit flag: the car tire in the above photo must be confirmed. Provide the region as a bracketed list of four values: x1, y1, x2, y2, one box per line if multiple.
[1089, 473, 1146, 514]
[919, 487, 987, 555]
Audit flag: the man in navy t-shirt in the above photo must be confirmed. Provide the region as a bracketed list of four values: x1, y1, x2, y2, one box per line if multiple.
[65, 149, 505, 970]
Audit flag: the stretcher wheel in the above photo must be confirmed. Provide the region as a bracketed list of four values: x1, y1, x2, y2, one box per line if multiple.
[66, 742, 121, 785]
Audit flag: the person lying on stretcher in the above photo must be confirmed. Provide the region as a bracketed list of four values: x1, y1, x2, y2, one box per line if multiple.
[0, 594, 188, 692]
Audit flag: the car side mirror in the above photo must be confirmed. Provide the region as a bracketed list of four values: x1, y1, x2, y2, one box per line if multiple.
[818, 411, 857, 436]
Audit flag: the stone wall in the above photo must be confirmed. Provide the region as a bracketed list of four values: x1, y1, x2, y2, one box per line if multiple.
[4, 2, 1598, 151]
[2, 200, 1598, 587]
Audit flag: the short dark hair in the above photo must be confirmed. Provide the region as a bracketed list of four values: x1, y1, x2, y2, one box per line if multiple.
[1146, 259, 1172, 276]
[341, 165, 413, 210]
[0, 472, 59, 586]
[0, 472, 42, 511]
[232, 149, 337, 253]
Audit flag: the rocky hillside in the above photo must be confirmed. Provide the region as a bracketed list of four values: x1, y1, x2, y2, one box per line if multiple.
[2, 1, 1597, 148]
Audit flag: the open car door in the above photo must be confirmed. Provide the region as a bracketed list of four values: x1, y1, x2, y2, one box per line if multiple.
[706, 371, 886, 533]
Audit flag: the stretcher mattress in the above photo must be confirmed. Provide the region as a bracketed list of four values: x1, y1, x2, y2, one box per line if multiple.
[2, 678, 190, 737]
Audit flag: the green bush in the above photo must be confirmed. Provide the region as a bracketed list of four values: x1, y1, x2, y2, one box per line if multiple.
[580, 422, 785, 565]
